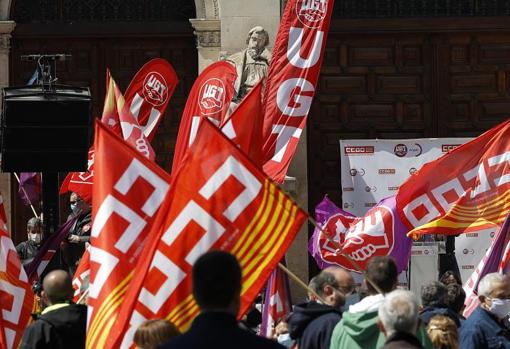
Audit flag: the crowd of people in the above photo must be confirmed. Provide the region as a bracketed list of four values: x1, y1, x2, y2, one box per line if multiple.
[11, 194, 510, 349]
[13, 231, 510, 349]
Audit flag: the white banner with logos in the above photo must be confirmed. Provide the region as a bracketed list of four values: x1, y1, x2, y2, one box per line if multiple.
[339, 138, 496, 284]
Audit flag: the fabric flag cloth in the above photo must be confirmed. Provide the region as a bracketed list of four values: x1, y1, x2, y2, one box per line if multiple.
[86, 121, 172, 349]
[171, 61, 236, 173]
[109, 120, 307, 349]
[262, 0, 334, 182]
[124, 58, 178, 141]
[462, 211, 510, 317]
[18, 172, 40, 206]
[0, 226, 35, 349]
[24, 216, 78, 284]
[260, 260, 293, 338]
[397, 119, 510, 237]
[72, 247, 90, 302]
[59, 149, 95, 204]
[309, 195, 412, 273]
[221, 79, 265, 167]
[61, 60, 176, 201]
[103, 71, 156, 160]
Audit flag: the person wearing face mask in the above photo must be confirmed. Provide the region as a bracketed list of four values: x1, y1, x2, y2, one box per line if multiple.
[16, 217, 43, 267]
[288, 267, 355, 349]
[460, 272, 510, 349]
[61, 192, 92, 276]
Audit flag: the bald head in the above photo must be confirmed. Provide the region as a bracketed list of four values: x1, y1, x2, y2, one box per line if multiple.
[42, 270, 74, 305]
[313, 267, 355, 309]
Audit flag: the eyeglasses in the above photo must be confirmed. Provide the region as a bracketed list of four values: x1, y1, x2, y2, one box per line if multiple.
[332, 284, 356, 296]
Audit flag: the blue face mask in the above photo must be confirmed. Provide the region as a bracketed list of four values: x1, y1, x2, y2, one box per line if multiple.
[341, 293, 360, 312]
[70, 203, 78, 213]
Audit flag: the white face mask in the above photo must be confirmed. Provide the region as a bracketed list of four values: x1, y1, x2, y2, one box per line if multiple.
[29, 233, 41, 244]
[488, 298, 510, 318]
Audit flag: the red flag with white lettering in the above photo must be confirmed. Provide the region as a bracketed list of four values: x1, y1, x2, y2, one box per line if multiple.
[86, 121, 172, 349]
[221, 79, 264, 166]
[0, 227, 35, 349]
[171, 61, 236, 173]
[109, 120, 307, 348]
[72, 247, 90, 302]
[262, 0, 334, 182]
[397, 119, 510, 236]
[124, 58, 178, 141]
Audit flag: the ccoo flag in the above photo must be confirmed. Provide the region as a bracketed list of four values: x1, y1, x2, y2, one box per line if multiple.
[86, 121, 172, 349]
[109, 120, 307, 348]
[397, 119, 510, 237]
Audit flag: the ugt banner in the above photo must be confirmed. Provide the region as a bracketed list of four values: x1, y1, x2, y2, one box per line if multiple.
[262, 0, 334, 182]
[171, 61, 236, 173]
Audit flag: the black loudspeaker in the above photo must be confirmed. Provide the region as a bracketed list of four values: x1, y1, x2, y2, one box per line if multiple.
[1, 85, 92, 172]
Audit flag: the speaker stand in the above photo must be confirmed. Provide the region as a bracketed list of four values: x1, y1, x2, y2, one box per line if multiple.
[41, 172, 59, 236]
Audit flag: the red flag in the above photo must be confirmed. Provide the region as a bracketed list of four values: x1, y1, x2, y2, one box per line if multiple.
[262, 0, 334, 182]
[104, 72, 156, 160]
[221, 80, 264, 167]
[72, 247, 90, 302]
[60, 149, 95, 204]
[260, 262, 293, 338]
[0, 227, 35, 349]
[396, 119, 510, 236]
[124, 58, 178, 141]
[109, 120, 307, 348]
[171, 61, 236, 172]
[86, 121, 172, 349]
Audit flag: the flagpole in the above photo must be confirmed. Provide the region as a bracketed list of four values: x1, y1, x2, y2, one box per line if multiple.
[14, 172, 39, 219]
[306, 216, 384, 295]
[77, 288, 89, 305]
[277, 262, 327, 304]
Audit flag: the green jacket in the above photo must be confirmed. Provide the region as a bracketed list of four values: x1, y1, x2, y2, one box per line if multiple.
[329, 309, 433, 349]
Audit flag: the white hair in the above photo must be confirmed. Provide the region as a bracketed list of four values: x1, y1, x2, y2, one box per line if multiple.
[478, 273, 508, 297]
[378, 290, 419, 336]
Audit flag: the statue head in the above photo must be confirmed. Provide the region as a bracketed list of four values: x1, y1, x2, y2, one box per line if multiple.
[246, 26, 269, 58]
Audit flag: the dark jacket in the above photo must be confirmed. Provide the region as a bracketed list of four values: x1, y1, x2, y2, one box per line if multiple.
[19, 303, 87, 349]
[16, 240, 39, 267]
[63, 211, 92, 275]
[381, 332, 424, 349]
[419, 304, 462, 327]
[158, 311, 284, 349]
[460, 306, 510, 349]
[288, 301, 342, 349]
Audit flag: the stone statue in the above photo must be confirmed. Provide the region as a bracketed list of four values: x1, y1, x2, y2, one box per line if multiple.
[226, 26, 271, 103]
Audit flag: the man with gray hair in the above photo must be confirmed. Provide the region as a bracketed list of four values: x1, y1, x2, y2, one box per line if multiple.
[377, 290, 423, 349]
[419, 281, 461, 327]
[288, 267, 355, 349]
[460, 272, 510, 349]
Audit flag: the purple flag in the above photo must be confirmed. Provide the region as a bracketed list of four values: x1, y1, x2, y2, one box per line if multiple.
[18, 172, 40, 206]
[462, 211, 510, 317]
[25, 216, 78, 282]
[309, 195, 412, 273]
[260, 260, 292, 338]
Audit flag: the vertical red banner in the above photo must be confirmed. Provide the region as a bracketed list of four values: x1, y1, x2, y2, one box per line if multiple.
[262, 0, 334, 182]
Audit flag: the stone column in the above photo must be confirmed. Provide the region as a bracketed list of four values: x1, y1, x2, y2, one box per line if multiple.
[189, 19, 221, 73]
[0, 21, 15, 232]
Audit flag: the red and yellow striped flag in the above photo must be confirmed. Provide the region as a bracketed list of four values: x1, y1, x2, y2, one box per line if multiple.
[397, 119, 510, 238]
[108, 120, 307, 348]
